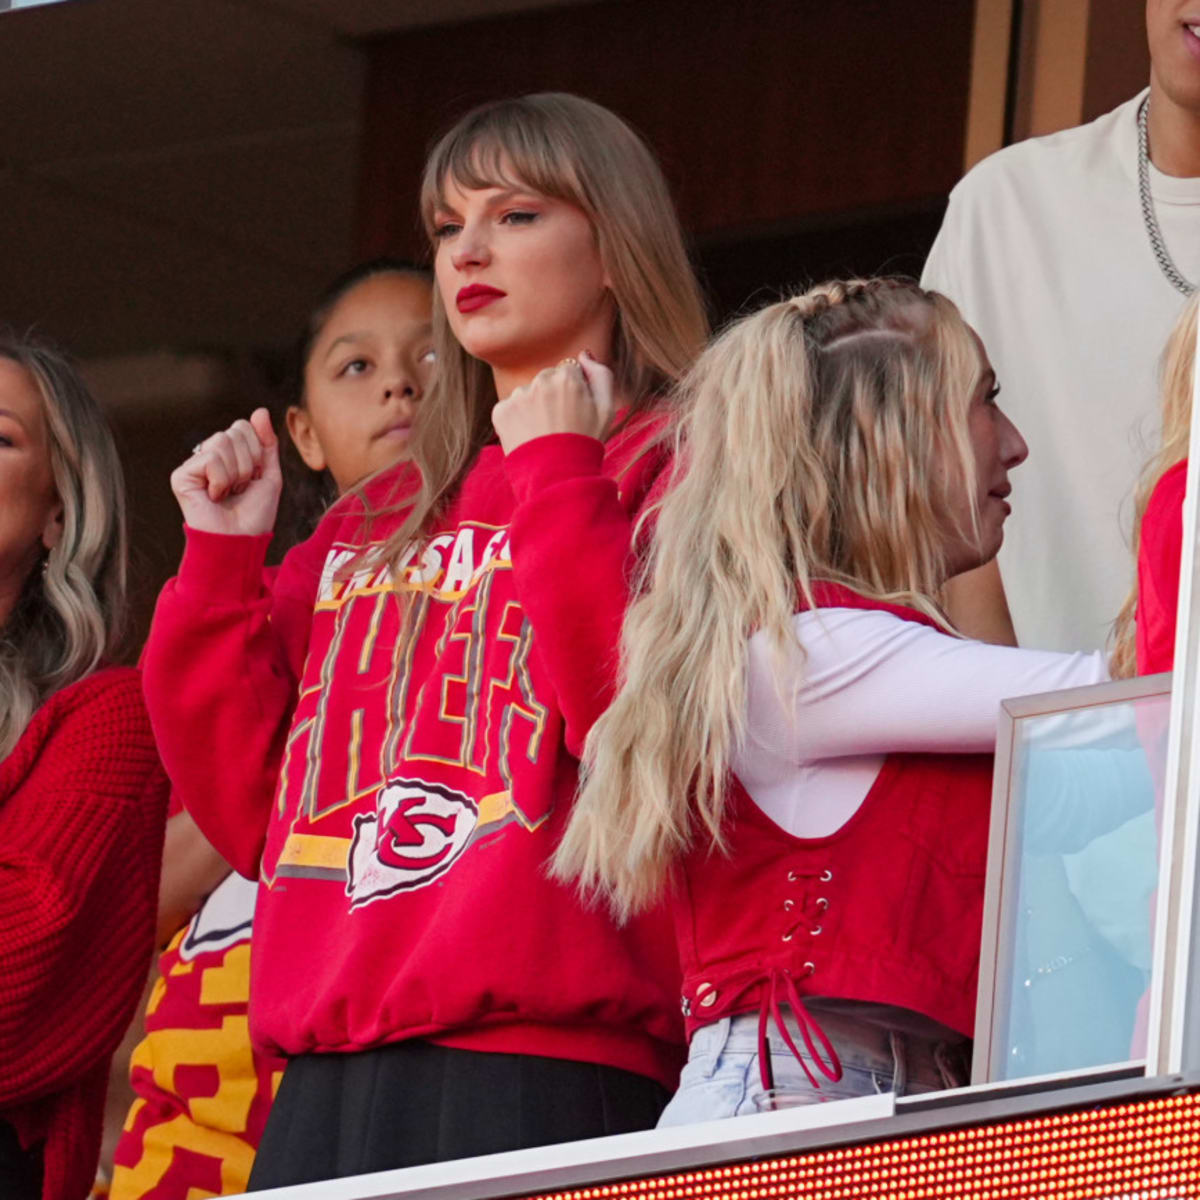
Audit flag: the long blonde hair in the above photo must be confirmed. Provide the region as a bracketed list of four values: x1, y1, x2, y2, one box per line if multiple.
[0, 333, 127, 759]
[1111, 292, 1200, 678]
[372, 92, 708, 567]
[553, 278, 987, 919]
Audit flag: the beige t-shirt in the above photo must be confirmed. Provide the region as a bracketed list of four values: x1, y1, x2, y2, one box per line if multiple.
[922, 91, 1200, 652]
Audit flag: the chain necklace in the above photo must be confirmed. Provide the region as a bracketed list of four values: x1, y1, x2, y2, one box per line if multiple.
[1137, 97, 1197, 297]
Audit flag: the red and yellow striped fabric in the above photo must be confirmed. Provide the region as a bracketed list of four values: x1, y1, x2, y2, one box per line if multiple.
[110, 874, 283, 1199]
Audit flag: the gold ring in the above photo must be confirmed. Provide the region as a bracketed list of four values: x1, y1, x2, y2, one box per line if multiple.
[558, 357, 579, 368]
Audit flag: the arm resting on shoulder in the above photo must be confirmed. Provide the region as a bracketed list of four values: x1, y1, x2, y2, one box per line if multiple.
[753, 608, 1109, 761]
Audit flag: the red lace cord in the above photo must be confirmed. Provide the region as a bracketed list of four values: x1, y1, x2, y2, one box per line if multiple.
[754, 968, 843, 1092]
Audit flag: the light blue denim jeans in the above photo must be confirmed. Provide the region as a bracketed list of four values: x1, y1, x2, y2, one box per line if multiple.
[658, 1010, 968, 1126]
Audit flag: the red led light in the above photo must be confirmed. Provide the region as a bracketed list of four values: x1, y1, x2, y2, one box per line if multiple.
[512, 1094, 1200, 1200]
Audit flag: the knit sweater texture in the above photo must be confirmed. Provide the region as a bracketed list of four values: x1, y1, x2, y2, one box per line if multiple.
[0, 667, 170, 1200]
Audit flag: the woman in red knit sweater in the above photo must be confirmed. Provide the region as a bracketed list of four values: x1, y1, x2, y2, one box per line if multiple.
[0, 334, 170, 1200]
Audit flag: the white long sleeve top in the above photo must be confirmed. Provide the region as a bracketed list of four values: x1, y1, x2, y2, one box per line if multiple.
[735, 608, 1110, 839]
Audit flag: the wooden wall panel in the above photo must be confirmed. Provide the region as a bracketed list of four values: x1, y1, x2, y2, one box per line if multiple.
[1083, 0, 1149, 121]
[964, 0, 1017, 170]
[1008, 0, 1149, 140]
[356, 0, 976, 261]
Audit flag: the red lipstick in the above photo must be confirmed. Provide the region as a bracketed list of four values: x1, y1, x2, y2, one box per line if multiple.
[456, 284, 506, 313]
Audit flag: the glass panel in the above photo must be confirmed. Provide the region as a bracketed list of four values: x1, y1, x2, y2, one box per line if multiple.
[987, 685, 1171, 1082]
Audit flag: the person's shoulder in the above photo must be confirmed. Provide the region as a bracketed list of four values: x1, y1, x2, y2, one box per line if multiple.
[275, 465, 418, 586]
[796, 603, 936, 639]
[51, 664, 143, 711]
[298, 459, 422, 538]
[27, 665, 155, 757]
[358, 458, 421, 512]
[605, 404, 673, 503]
[950, 92, 1142, 202]
[1145, 459, 1188, 533]
[1154, 456, 1188, 494]
[607, 402, 671, 460]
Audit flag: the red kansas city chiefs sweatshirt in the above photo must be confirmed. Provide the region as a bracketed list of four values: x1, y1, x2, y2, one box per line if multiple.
[142, 427, 684, 1089]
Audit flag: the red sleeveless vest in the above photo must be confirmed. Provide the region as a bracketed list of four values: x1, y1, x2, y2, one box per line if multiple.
[674, 585, 993, 1085]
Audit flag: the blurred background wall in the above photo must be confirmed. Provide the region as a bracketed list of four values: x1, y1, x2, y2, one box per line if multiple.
[0, 0, 1152, 646]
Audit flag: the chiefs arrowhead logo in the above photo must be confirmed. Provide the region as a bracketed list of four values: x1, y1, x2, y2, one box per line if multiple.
[375, 793, 464, 870]
[346, 779, 479, 907]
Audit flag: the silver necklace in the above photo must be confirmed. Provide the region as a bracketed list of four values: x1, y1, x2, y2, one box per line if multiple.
[1137, 96, 1196, 296]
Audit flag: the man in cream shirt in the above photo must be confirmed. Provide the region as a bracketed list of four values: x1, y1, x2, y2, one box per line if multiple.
[923, 0, 1200, 653]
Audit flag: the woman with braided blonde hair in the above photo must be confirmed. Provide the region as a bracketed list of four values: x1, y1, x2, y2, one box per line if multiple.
[554, 278, 1110, 1118]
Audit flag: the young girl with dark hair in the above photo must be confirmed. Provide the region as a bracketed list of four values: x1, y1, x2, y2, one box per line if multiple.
[141, 93, 708, 1185]
[110, 261, 434, 1199]
[0, 334, 169, 1200]
[272, 258, 435, 547]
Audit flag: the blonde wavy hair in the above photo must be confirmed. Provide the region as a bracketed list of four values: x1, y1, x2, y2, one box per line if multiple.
[553, 278, 988, 919]
[370, 92, 708, 568]
[1111, 292, 1200, 678]
[0, 333, 127, 759]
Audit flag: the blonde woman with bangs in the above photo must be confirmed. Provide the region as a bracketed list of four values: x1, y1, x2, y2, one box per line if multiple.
[142, 94, 707, 1184]
[554, 278, 1112, 1120]
[0, 333, 169, 1200]
[1111, 292, 1199, 678]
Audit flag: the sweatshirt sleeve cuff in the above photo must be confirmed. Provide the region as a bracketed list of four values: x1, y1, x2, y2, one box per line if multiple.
[503, 433, 606, 506]
[178, 527, 273, 604]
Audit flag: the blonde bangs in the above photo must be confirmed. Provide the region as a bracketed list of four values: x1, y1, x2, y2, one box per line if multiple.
[420, 102, 594, 238]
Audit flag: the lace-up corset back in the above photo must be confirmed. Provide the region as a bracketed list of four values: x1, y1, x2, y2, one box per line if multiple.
[675, 586, 994, 1046]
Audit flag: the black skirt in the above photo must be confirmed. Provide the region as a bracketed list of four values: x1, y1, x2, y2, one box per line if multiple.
[0, 1120, 42, 1200]
[248, 1040, 671, 1190]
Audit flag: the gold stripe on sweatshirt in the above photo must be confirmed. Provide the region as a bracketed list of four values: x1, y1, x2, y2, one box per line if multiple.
[476, 790, 516, 827]
[277, 833, 350, 872]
